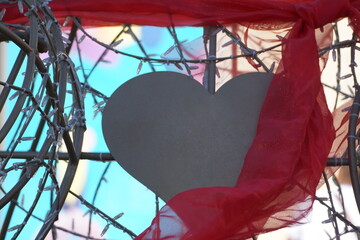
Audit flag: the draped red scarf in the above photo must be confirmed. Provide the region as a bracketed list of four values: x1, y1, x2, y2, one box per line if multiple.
[3, 0, 360, 239]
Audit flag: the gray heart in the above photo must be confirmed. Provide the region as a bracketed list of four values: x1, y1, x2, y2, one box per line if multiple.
[102, 71, 272, 202]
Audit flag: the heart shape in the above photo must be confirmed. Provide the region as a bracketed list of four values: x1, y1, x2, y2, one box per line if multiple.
[102, 71, 272, 202]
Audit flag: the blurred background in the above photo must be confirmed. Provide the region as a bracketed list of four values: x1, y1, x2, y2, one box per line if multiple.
[1, 10, 360, 240]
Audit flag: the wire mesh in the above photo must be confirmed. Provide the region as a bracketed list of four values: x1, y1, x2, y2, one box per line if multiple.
[0, 1, 359, 239]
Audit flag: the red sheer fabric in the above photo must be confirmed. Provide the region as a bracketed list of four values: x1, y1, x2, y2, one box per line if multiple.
[0, 0, 351, 27]
[3, 0, 360, 239]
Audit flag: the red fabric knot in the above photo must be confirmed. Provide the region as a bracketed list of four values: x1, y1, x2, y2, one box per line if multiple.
[295, 0, 350, 28]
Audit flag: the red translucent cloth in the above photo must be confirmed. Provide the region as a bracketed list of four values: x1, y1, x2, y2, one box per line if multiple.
[3, 0, 360, 239]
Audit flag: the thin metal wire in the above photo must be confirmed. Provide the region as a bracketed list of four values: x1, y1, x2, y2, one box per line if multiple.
[1, 1, 360, 239]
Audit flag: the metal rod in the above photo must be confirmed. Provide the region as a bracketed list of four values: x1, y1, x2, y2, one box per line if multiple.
[348, 32, 360, 215]
[0, 151, 352, 166]
[348, 89, 360, 214]
[326, 157, 351, 166]
[0, 151, 114, 161]
[208, 26, 217, 94]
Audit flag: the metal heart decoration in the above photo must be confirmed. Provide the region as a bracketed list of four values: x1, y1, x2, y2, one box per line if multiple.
[102, 71, 272, 202]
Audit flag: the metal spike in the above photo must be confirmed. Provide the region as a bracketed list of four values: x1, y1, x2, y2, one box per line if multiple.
[19, 137, 36, 141]
[0, 9, 6, 21]
[189, 65, 199, 70]
[276, 35, 284, 41]
[110, 39, 123, 48]
[46, 20, 53, 32]
[78, 35, 86, 43]
[269, 62, 276, 73]
[8, 224, 23, 232]
[164, 46, 175, 56]
[100, 224, 110, 237]
[113, 212, 124, 220]
[21, 194, 24, 207]
[222, 39, 235, 48]
[92, 101, 106, 109]
[47, 108, 58, 118]
[43, 184, 57, 191]
[341, 106, 352, 112]
[136, 61, 143, 75]
[338, 73, 352, 80]
[9, 91, 21, 101]
[62, 16, 71, 27]
[174, 62, 183, 71]
[17, 0, 24, 14]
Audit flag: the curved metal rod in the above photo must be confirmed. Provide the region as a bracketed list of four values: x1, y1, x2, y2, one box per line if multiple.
[0, 24, 49, 73]
[0, 7, 83, 240]
[0, 100, 52, 239]
[6, 149, 61, 239]
[0, 50, 26, 112]
[34, 6, 84, 237]
[0, 138, 52, 209]
[0, 19, 37, 144]
[348, 87, 360, 214]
